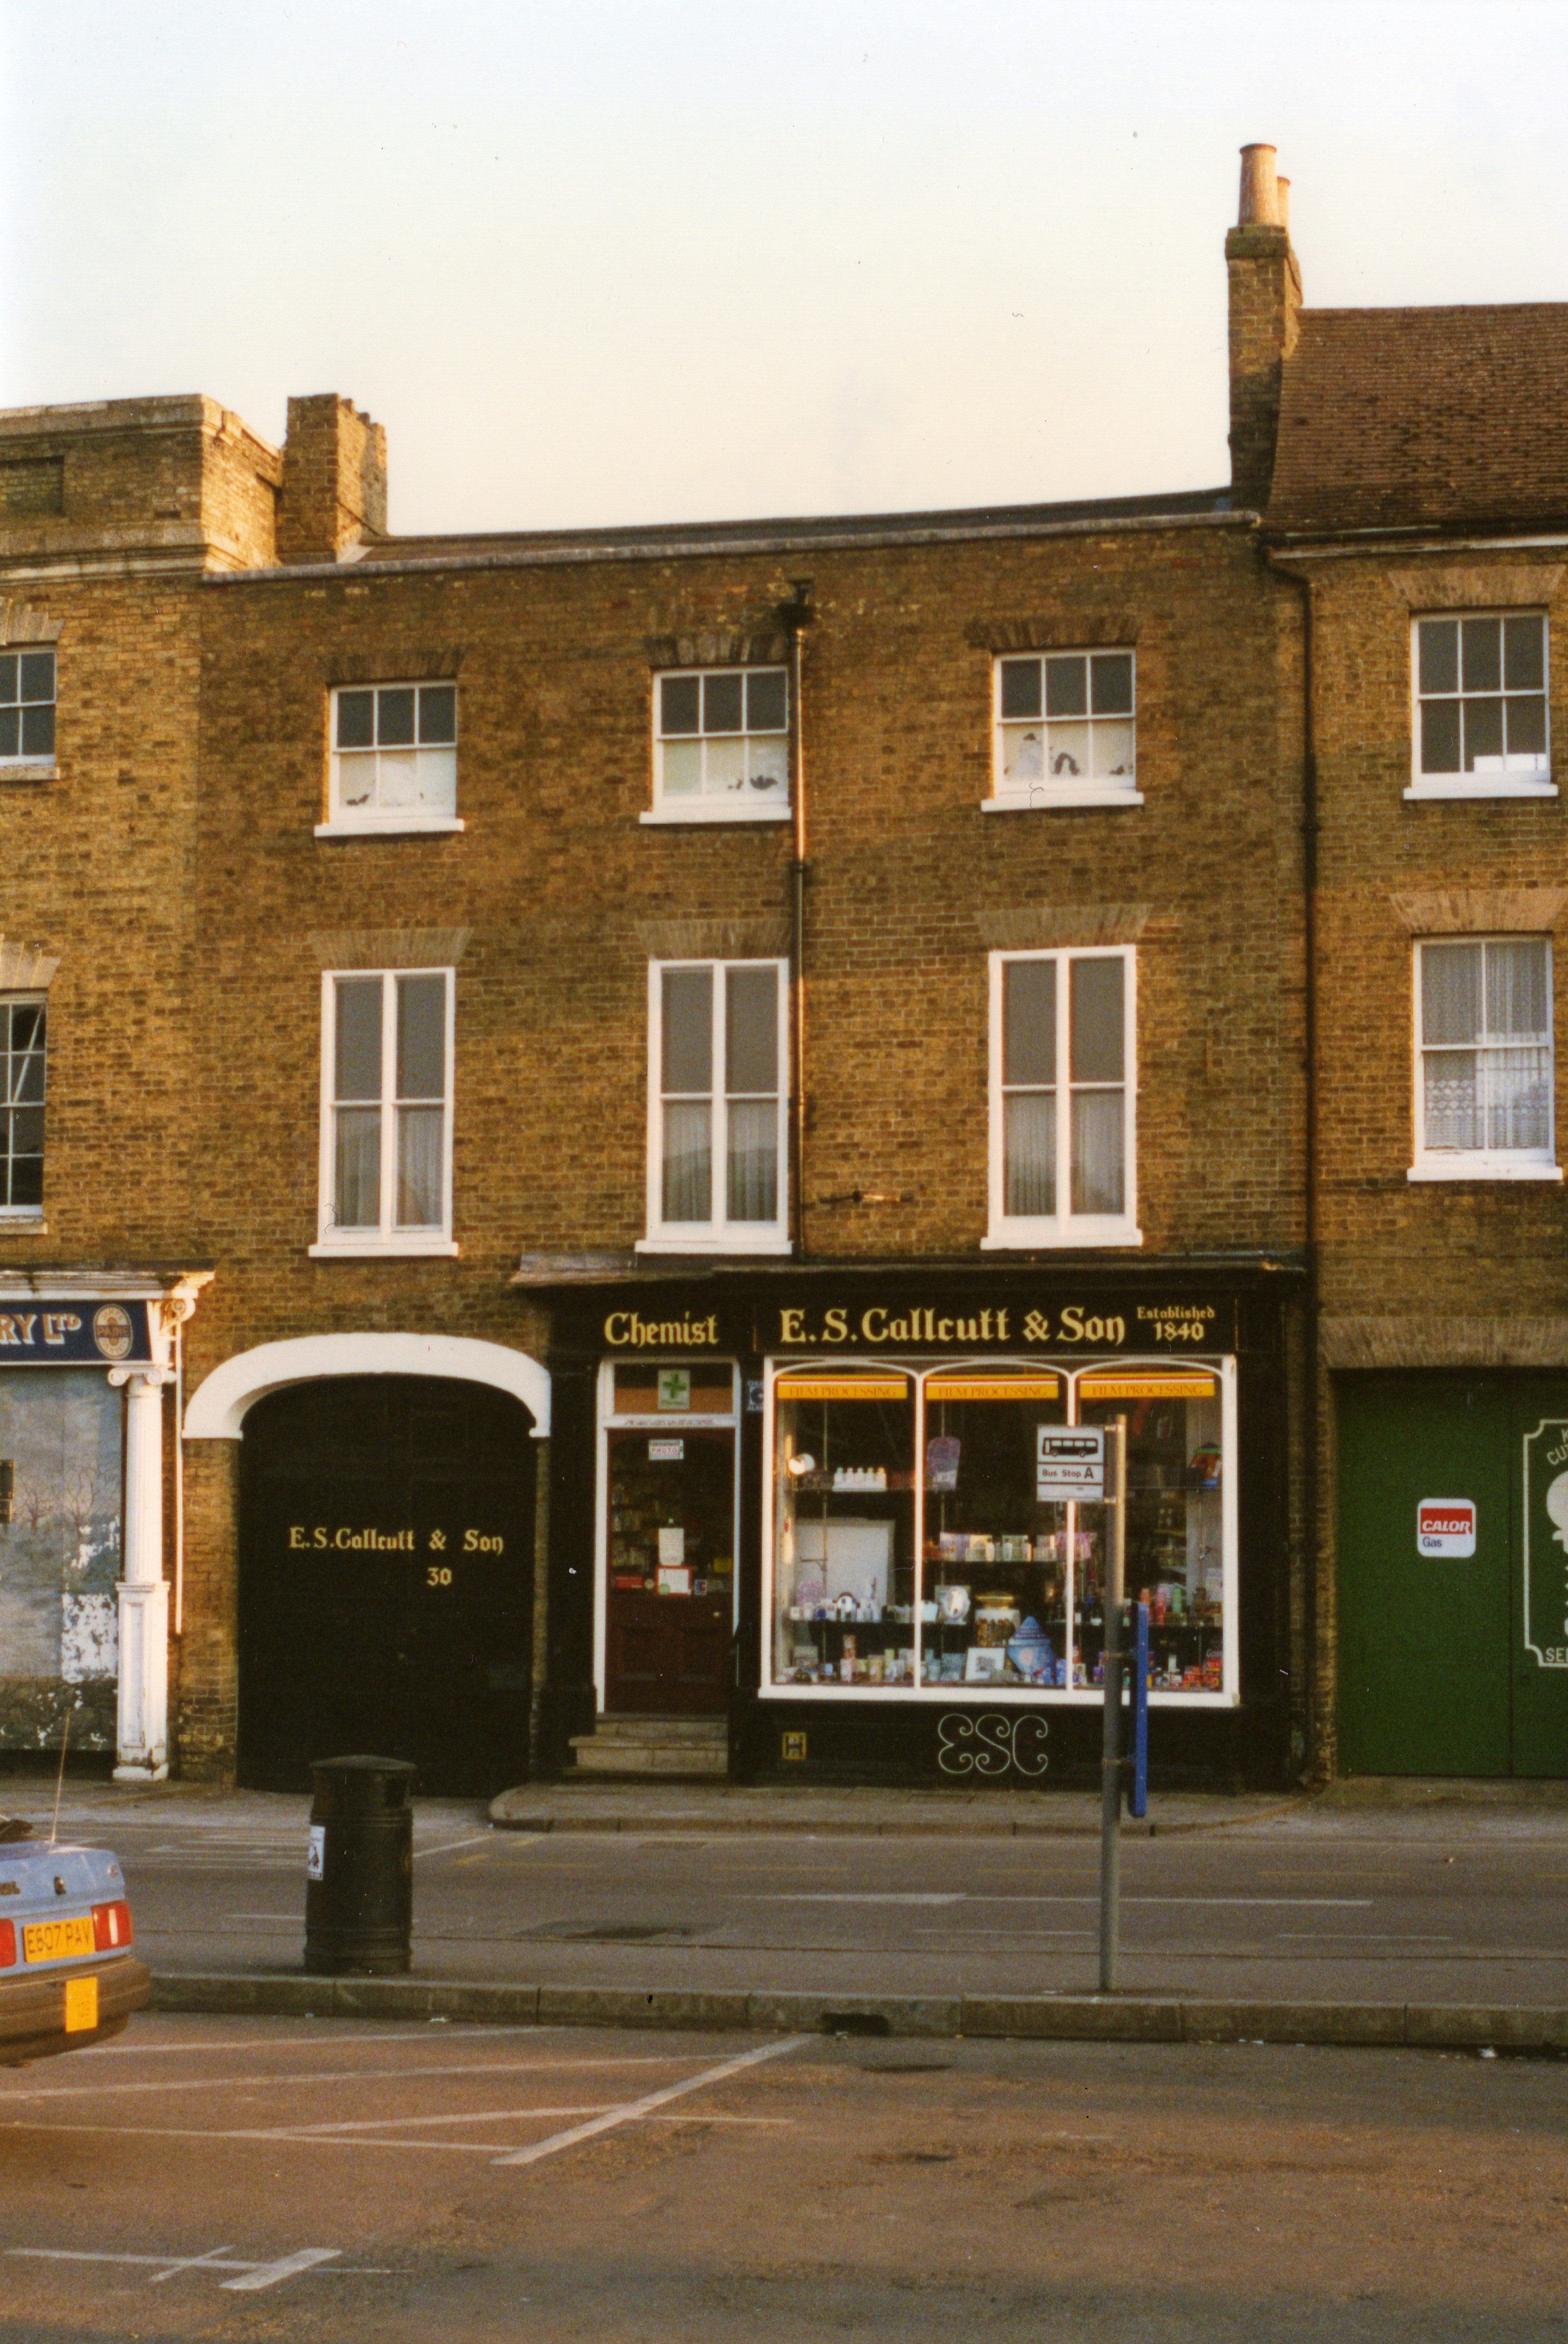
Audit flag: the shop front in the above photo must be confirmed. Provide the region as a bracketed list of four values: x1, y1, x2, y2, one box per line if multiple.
[0, 1280, 204, 1778]
[535, 1262, 1299, 1788]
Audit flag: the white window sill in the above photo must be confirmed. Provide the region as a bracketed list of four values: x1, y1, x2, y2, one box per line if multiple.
[315, 816, 465, 838]
[308, 1236, 460, 1257]
[984, 788, 1143, 814]
[1407, 1162, 1562, 1182]
[982, 1222, 1144, 1249]
[757, 1682, 1236, 1708]
[636, 1232, 793, 1256]
[0, 762, 56, 782]
[0, 1215, 48, 1232]
[1404, 777, 1556, 801]
[640, 803, 792, 826]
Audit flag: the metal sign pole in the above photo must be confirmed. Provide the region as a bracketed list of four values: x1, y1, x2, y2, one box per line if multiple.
[1098, 1415, 1127, 1994]
[1130, 1598, 1149, 1820]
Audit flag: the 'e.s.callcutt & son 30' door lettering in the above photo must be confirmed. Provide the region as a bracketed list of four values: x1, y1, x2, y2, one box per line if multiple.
[287, 1526, 504, 1554]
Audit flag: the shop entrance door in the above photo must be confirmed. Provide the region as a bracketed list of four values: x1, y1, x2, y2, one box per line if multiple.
[604, 1426, 734, 1714]
[1336, 1374, 1568, 1776]
[238, 1376, 536, 1795]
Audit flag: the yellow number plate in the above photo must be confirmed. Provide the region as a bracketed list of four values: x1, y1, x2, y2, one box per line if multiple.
[64, 1976, 98, 2033]
[22, 1916, 95, 1964]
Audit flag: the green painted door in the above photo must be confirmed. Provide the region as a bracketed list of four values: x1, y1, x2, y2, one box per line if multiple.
[1336, 1376, 1512, 1776]
[1338, 1374, 1568, 1776]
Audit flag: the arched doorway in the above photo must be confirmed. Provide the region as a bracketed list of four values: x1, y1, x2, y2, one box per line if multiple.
[236, 1376, 536, 1794]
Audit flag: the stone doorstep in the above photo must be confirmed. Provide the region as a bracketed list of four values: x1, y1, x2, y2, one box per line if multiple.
[148, 1974, 1568, 2050]
[586, 1716, 728, 1742]
[568, 1713, 730, 1781]
[568, 1748, 730, 1780]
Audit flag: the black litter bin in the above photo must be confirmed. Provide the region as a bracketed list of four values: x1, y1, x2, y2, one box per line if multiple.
[304, 1755, 416, 1975]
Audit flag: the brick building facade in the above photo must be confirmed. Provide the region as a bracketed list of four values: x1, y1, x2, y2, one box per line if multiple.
[0, 146, 1558, 1792]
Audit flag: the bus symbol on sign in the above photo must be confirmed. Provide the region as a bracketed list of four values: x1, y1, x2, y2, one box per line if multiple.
[1418, 1498, 1476, 1558]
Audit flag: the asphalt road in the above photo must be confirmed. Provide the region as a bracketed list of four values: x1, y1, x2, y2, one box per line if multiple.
[2, 2012, 1565, 2342]
[42, 1792, 1568, 2005]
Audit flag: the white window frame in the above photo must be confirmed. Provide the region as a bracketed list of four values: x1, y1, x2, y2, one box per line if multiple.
[640, 958, 791, 1255]
[1406, 612, 1555, 802]
[986, 649, 1142, 813]
[0, 993, 46, 1220]
[318, 682, 464, 838]
[1410, 934, 1560, 1182]
[982, 946, 1142, 1248]
[640, 664, 792, 826]
[310, 967, 459, 1256]
[0, 646, 56, 772]
[758, 1354, 1238, 1706]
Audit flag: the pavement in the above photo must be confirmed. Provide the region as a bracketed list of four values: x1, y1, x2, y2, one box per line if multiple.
[8, 1770, 1568, 2049]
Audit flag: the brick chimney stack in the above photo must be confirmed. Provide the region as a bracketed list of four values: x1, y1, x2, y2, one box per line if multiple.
[1226, 143, 1302, 511]
[277, 394, 388, 565]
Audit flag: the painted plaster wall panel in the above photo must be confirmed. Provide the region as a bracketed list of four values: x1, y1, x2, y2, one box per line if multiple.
[0, 1370, 122, 1746]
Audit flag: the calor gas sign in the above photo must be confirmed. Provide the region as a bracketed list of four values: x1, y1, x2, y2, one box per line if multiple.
[1416, 1498, 1476, 1558]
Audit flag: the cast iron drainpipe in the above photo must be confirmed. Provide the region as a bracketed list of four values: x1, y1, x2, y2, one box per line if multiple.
[1266, 549, 1320, 1785]
[782, 583, 814, 1258]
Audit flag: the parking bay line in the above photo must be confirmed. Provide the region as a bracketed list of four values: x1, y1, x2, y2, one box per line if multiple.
[0, 2110, 794, 2158]
[492, 2036, 810, 2170]
[10, 2053, 713, 2102]
[9, 2246, 343, 2292]
[83, 2025, 556, 2058]
[288, 2105, 794, 2138]
[412, 1834, 497, 1860]
[150, 2244, 238, 2284]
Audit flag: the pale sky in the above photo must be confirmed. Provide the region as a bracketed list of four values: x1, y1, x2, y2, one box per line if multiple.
[4, 0, 1567, 536]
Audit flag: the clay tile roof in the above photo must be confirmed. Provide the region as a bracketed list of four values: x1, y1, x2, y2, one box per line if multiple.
[1265, 304, 1568, 535]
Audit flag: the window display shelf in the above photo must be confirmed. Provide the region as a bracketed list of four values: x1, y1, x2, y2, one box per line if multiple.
[790, 1470, 915, 1495]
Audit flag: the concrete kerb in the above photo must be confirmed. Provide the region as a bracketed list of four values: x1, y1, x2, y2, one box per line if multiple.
[485, 1792, 1308, 1839]
[146, 1974, 1568, 2050]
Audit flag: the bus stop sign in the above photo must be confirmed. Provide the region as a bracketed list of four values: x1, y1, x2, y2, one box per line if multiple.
[1037, 1428, 1106, 1500]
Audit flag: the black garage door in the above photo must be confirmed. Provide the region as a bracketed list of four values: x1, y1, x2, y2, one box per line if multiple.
[238, 1376, 536, 1795]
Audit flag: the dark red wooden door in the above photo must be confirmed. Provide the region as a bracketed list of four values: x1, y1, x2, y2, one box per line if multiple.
[604, 1426, 734, 1714]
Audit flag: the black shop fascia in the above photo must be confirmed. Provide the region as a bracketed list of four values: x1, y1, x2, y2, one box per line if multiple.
[518, 1256, 1304, 1792]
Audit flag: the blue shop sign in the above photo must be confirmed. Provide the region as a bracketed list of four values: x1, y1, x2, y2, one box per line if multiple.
[0, 1300, 153, 1365]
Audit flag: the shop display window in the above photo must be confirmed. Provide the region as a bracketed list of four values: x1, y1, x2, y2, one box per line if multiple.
[920, 1375, 1068, 1687]
[774, 1372, 917, 1688]
[1074, 1371, 1224, 1694]
[767, 1358, 1231, 1701]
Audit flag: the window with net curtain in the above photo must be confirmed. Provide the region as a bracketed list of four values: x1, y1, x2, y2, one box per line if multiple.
[988, 949, 1136, 1242]
[1416, 937, 1554, 1172]
[320, 970, 452, 1245]
[652, 961, 784, 1243]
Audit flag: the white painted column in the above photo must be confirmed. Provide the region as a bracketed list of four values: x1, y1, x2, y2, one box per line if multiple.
[109, 1366, 174, 1782]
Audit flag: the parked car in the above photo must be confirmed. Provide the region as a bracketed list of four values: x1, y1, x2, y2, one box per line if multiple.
[0, 1834, 150, 2064]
